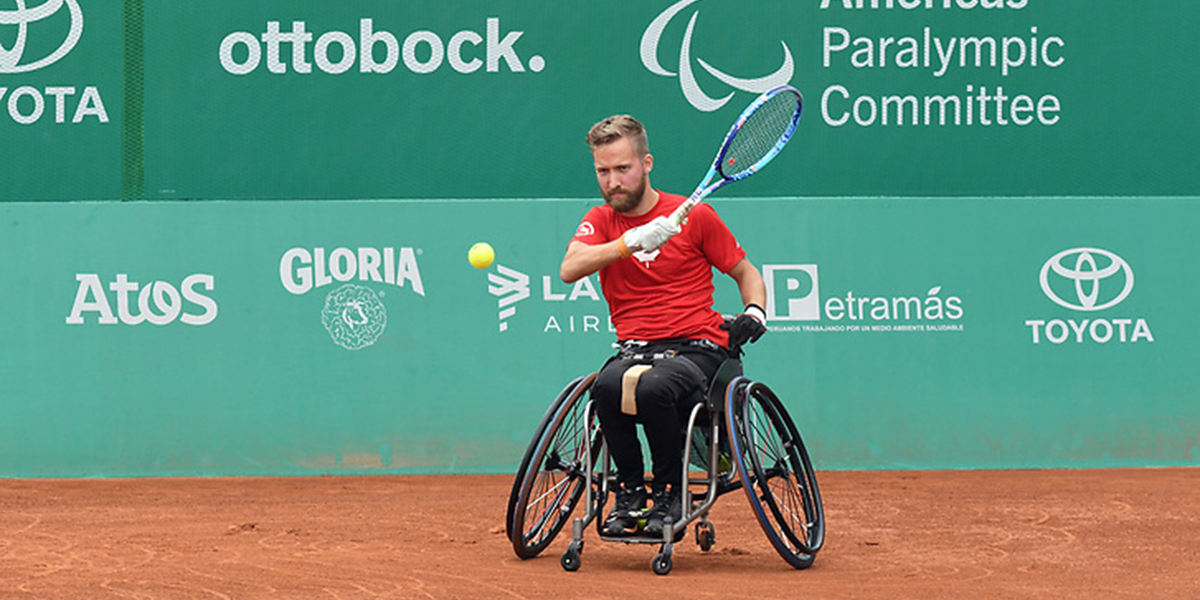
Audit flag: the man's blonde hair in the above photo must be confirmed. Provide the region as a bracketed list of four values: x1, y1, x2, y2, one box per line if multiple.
[586, 115, 649, 157]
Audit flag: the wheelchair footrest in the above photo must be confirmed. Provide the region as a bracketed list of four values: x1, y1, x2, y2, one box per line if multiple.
[598, 529, 686, 545]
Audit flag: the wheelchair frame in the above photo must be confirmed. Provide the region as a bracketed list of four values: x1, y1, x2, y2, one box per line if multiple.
[505, 358, 824, 575]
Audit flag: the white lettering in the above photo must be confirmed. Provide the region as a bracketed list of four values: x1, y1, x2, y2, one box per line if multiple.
[0, 86, 107, 125]
[1026, 317, 1154, 344]
[486, 17, 523, 72]
[822, 83, 1060, 127]
[220, 31, 261, 74]
[8, 86, 43, 124]
[542, 275, 567, 301]
[220, 18, 534, 76]
[403, 31, 444, 74]
[280, 247, 424, 295]
[820, 0, 1028, 8]
[569, 277, 600, 302]
[281, 248, 312, 294]
[1131, 319, 1154, 342]
[67, 274, 217, 326]
[45, 87, 74, 122]
[181, 274, 219, 326]
[360, 18, 399, 73]
[66, 274, 116, 324]
[1045, 319, 1068, 344]
[448, 30, 483, 73]
[315, 31, 356, 74]
[139, 282, 182, 326]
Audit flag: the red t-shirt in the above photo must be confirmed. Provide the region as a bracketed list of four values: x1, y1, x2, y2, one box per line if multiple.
[571, 191, 746, 346]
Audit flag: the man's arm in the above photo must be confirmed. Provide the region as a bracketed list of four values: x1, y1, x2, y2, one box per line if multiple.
[727, 257, 766, 310]
[561, 217, 683, 283]
[723, 257, 769, 349]
[561, 239, 625, 283]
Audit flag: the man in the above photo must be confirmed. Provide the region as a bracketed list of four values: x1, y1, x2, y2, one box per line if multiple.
[561, 114, 768, 538]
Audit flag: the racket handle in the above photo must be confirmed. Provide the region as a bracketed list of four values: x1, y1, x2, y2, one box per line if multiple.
[670, 199, 696, 226]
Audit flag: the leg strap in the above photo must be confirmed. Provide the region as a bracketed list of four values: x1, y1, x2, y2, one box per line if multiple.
[621, 365, 653, 416]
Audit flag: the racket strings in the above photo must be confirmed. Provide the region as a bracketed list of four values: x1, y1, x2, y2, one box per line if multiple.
[721, 92, 799, 178]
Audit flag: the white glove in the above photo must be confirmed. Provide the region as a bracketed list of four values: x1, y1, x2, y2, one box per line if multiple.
[621, 216, 682, 253]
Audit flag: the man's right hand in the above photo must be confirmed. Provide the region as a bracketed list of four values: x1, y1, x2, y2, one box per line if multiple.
[621, 216, 681, 253]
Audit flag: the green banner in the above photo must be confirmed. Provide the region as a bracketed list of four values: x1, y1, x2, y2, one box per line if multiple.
[0, 0, 122, 200]
[5, 2, 1198, 201]
[2, 0, 1197, 477]
[142, 0, 1195, 199]
[1, 197, 1196, 476]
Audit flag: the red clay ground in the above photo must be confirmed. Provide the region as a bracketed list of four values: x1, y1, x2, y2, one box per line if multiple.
[0, 468, 1196, 599]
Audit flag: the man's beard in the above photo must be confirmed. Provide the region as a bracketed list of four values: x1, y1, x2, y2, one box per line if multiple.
[602, 178, 647, 213]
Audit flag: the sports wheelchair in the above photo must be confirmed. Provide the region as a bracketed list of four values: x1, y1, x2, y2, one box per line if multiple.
[505, 349, 825, 575]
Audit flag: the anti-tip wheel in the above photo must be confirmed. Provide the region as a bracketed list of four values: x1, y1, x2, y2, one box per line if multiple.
[696, 521, 716, 552]
[561, 541, 583, 572]
[651, 549, 673, 575]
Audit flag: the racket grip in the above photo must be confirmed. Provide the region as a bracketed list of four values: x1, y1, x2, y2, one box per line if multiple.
[670, 199, 696, 226]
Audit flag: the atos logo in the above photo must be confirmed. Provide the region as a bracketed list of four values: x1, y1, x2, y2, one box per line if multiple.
[1025, 248, 1153, 345]
[0, 0, 83, 73]
[1038, 248, 1133, 312]
[66, 273, 218, 326]
[641, 0, 793, 111]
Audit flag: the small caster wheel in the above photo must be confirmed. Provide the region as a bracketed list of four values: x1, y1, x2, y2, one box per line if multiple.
[561, 541, 583, 572]
[652, 549, 673, 575]
[696, 521, 716, 552]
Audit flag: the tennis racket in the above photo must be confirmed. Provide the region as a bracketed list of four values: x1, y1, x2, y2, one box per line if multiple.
[670, 85, 803, 226]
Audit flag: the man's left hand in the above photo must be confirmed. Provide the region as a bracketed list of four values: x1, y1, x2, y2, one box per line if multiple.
[722, 304, 767, 350]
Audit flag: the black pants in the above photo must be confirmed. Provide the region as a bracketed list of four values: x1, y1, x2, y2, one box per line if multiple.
[591, 340, 727, 493]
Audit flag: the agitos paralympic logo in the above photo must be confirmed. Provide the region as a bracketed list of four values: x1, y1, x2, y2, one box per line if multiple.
[641, 0, 793, 112]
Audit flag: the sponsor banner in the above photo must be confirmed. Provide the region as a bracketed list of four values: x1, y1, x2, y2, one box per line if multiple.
[0, 197, 1197, 476]
[4, 0, 1185, 201]
[1025, 248, 1153, 345]
[177, 0, 1200, 199]
[0, 0, 122, 200]
[762, 264, 965, 334]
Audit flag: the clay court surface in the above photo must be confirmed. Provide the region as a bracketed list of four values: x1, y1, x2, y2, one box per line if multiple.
[0, 468, 1196, 599]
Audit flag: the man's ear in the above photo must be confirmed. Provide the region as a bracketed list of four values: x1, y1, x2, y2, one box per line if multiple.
[644, 153, 654, 173]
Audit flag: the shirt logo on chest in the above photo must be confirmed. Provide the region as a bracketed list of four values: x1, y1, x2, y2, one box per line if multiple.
[633, 249, 661, 266]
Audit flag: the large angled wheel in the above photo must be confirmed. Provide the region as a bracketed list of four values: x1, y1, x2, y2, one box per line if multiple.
[506, 373, 601, 559]
[726, 378, 825, 569]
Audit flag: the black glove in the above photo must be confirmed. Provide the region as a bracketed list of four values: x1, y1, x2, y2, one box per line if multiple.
[720, 304, 767, 351]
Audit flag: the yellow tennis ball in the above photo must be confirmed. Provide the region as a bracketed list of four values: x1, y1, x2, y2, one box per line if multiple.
[468, 242, 494, 269]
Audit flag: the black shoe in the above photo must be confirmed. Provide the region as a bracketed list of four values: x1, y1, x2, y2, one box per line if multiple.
[643, 487, 684, 541]
[601, 485, 648, 536]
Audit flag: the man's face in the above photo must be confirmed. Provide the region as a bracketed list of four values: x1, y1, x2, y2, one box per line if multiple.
[592, 137, 652, 214]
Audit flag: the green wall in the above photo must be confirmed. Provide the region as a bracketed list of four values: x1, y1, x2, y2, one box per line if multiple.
[2, 198, 1196, 476]
[3, 1, 1198, 200]
[1, 1, 1197, 475]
